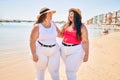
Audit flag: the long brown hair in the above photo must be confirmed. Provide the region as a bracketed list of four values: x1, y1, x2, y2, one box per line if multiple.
[72, 10, 82, 40]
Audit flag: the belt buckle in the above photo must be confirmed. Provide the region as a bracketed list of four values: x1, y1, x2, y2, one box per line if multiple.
[69, 44, 73, 46]
[65, 44, 70, 46]
[48, 45, 52, 47]
[44, 45, 49, 47]
[45, 44, 55, 47]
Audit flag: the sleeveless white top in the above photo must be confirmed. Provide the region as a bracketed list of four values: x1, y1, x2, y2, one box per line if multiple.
[37, 22, 57, 45]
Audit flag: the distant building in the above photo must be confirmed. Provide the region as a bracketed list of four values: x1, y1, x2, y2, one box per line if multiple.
[97, 14, 104, 25]
[116, 10, 120, 25]
[86, 9, 120, 26]
[117, 10, 120, 18]
[106, 12, 112, 24]
[93, 16, 97, 25]
[103, 14, 107, 25]
[86, 18, 93, 25]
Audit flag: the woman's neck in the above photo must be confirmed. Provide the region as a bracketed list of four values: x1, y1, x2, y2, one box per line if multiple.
[70, 23, 75, 28]
[42, 20, 51, 28]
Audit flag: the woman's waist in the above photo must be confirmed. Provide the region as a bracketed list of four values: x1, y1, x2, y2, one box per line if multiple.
[38, 35, 56, 40]
[62, 41, 81, 47]
[63, 36, 81, 43]
[62, 39, 81, 45]
[36, 40, 56, 45]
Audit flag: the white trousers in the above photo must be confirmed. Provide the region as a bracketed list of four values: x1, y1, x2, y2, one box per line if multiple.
[35, 44, 60, 80]
[61, 44, 85, 80]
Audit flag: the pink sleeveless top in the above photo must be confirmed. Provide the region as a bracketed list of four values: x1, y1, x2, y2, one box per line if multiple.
[63, 27, 82, 44]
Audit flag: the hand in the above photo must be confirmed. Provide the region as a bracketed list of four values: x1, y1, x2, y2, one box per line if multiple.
[32, 54, 38, 62]
[83, 54, 89, 62]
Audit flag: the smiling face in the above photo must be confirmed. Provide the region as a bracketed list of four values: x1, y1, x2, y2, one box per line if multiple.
[68, 11, 74, 22]
[46, 12, 53, 21]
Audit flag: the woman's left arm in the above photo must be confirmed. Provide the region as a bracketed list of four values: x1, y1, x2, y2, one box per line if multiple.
[81, 25, 89, 62]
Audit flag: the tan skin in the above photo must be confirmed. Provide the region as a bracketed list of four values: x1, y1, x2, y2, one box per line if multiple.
[30, 12, 61, 62]
[64, 11, 89, 62]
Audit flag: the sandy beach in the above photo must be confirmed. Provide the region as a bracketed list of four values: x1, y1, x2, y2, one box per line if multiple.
[77, 32, 120, 80]
[0, 32, 120, 80]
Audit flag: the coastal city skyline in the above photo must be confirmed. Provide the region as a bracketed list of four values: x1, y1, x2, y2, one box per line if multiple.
[0, 0, 120, 22]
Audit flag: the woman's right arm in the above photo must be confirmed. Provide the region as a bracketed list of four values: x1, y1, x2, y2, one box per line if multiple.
[60, 22, 69, 38]
[53, 21, 63, 38]
[81, 25, 89, 62]
[30, 24, 39, 62]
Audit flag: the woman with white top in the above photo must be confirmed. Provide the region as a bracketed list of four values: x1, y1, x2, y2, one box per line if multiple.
[30, 7, 61, 80]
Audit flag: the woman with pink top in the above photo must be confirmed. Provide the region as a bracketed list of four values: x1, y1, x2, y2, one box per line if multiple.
[60, 8, 89, 80]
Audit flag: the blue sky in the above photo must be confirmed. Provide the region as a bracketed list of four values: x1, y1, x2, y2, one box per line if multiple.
[0, 0, 120, 22]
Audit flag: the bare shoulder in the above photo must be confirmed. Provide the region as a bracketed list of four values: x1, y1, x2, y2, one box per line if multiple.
[33, 24, 39, 30]
[52, 21, 58, 29]
[30, 24, 39, 35]
[52, 21, 56, 25]
[81, 24, 88, 32]
[30, 24, 39, 40]
[81, 24, 89, 43]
